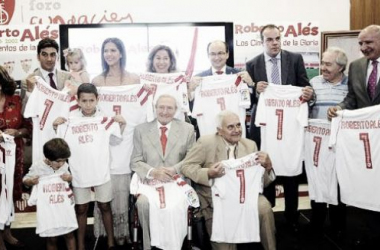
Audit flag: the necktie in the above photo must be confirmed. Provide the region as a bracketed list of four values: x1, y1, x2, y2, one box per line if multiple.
[270, 57, 281, 84]
[48, 72, 57, 89]
[215, 71, 224, 75]
[160, 126, 168, 155]
[227, 145, 236, 159]
[367, 60, 378, 100]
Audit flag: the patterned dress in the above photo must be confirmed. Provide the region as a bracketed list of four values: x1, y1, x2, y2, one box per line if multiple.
[0, 95, 32, 201]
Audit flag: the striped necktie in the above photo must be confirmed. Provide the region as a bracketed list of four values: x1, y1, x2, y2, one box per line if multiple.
[270, 57, 281, 84]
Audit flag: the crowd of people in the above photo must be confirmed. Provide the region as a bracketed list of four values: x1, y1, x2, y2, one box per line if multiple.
[0, 23, 380, 250]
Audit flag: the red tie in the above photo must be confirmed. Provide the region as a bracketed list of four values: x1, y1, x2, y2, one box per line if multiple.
[160, 126, 168, 155]
[215, 71, 223, 75]
[368, 60, 378, 100]
[48, 72, 57, 89]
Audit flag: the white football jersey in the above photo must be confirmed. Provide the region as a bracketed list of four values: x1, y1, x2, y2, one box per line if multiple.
[23, 77, 74, 162]
[329, 105, 380, 212]
[0, 135, 16, 229]
[255, 84, 308, 176]
[28, 174, 78, 237]
[97, 85, 148, 175]
[304, 119, 337, 205]
[193, 74, 251, 137]
[211, 153, 264, 243]
[130, 174, 199, 250]
[56, 116, 121, 188]
[139, 72, 190, 121]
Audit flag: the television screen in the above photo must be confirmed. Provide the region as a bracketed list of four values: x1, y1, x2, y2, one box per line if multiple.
[59, 22, 234, 80]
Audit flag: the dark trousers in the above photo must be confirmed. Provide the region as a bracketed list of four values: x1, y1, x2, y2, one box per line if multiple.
[277, 176, 300, 224]
[260, 175, 300, 223]
[310, 185, 346, 232]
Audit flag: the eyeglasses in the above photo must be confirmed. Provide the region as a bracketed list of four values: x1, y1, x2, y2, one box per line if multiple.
[209, 52, 227, 57]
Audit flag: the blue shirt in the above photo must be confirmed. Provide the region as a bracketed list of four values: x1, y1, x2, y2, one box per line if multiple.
[310, 75, 348, 119]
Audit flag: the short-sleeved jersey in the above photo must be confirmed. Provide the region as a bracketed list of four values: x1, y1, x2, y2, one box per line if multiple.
[23, 77, 74, 162]
[329, 105, 380, 212]
[304, 119, 337, 205]
[0, 135, 16, 229]
[255, 84, 308, 176]
[97, 85, 148, 175]
[56, 116, 121, 188]
[193, 74, 250, 137]
[130, 174, 199, 250]
[139, 72, 189, 122]
[211, 153, 264, 243]
[28, 174, 78, 237]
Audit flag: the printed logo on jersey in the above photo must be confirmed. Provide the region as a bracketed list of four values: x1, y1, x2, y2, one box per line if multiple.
[0, 0, 15, 25]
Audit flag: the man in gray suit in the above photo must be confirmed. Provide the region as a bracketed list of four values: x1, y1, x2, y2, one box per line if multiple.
[328, 24, 380, 248]
[131, 94, 195, 250]
[181, 110, 276, 250]
[21, 38, 72, 106]
[245, 24, 314, 231]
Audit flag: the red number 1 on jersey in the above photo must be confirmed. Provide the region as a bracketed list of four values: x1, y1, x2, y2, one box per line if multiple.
[236, 169, 246, 204]
[156, 186, 166, 208]
[359, 133, 373, 169]
[275, 109, 283, 140]
[313, 136, 322, 167]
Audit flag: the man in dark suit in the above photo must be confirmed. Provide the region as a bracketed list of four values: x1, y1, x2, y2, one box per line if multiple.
[328, 24, 380, 248]
[245, 24, 314, 231]
[197, 40, 240, 76]
[21, 38, 72, 107]
[131, 94, 195, 250]
[191, 40, 253, 85]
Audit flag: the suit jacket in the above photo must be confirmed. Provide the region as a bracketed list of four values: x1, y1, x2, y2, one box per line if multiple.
[21, 68, 72, 108]
[196, 66, 240, 77]
[245, 50, 310, 148]
[130, 118, 195, 179]
[245, 50, 310, 89]
[338, 57, 380, 109]
[21, 68, 72, 92]
[181, 134, 274, 220]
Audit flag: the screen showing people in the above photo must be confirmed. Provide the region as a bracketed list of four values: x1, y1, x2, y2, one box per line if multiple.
[60, 23, 232, 79]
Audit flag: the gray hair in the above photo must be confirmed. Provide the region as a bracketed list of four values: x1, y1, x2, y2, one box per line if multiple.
[324, 47, 348, 72]
[155, 94, 178, 110]
[216, 110, 238, 128]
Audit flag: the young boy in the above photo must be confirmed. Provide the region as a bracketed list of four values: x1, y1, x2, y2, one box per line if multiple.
[23, 138, 76, 250]
[53, 83, 126, 250]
